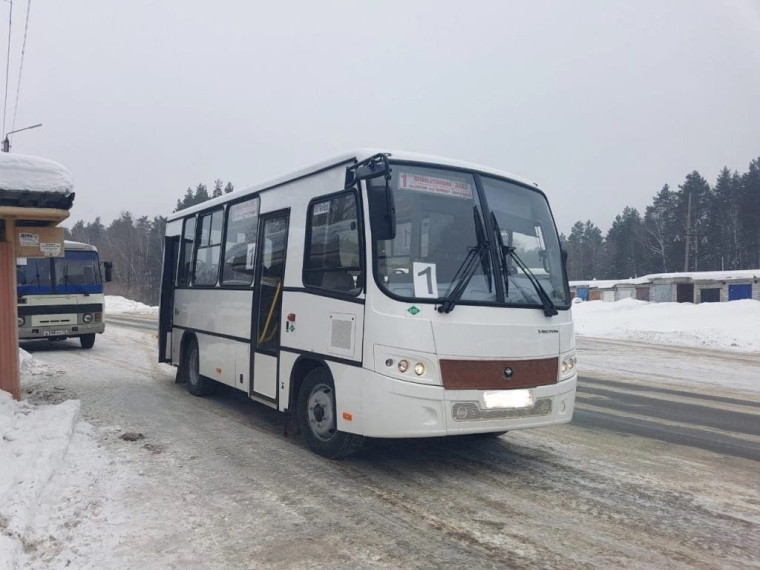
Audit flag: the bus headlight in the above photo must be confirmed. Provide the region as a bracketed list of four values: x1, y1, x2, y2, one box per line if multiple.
[375, 346, 439, 385]
[560, 354, 577, 379]
[18, 317, 25, 327]
[82, 313, 94, 324]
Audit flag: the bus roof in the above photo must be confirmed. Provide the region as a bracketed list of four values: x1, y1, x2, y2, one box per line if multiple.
[167, 149, 541, 221]
[64, 240, 98, 252]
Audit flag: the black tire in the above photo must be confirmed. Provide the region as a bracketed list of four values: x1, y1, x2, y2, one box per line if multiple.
[297, 368, 364, 459]
[80, 334, 96, 349]
[184, 338, 216, 397]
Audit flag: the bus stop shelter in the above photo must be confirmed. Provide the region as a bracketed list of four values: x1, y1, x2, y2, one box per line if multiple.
[0, 154, 74, 399]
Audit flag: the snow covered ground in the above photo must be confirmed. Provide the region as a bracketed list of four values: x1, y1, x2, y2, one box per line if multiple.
[572, 298, 760, 353]
[1, 351, 132, 569]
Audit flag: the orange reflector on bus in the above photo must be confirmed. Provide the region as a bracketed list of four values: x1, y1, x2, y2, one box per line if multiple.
[342, 412, 353, 421]
[216, 367, 222, 374]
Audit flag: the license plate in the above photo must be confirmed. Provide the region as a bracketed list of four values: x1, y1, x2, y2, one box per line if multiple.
[44, 330, 66, 336]
[483, 390, 534, 410]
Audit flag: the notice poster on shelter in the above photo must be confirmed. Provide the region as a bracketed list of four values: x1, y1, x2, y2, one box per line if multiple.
[398, 172, 473, 199]
[14, 226, 65, 258]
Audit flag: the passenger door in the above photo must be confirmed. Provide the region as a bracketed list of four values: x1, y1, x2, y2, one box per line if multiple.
[158, 235, 179, 363]
[251, 210, 290, 404]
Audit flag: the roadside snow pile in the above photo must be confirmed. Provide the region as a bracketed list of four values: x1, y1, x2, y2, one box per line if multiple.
[0, 353, 120, 569]
[18, 348, 53, 378]
[106, 295, 157, 316]
[572, 298, 760, 353]
[0, 391, 81, 567]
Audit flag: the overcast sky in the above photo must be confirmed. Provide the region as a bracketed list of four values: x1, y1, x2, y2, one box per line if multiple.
[5, 0, 760, 234]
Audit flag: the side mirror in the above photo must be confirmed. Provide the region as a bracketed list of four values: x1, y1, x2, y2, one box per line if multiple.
[366, 181, 396, 241]
[102, 261, 113, 283]
[348, 153, 395, 241]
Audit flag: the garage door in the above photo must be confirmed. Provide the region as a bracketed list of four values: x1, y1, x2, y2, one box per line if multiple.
[728, 284, 752, 301]
[676, 283, 694, 303]
[699, 288, 720, 303]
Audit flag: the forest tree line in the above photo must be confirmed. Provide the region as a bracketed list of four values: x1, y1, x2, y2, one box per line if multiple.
[64, 157, 760, 304]
[561, 157, 759, 281]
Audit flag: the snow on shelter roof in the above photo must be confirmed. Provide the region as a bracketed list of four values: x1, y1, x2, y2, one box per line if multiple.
[167, 149, 541, 221]
[0, 153, 73, 193]
[0, 153, 75, 211]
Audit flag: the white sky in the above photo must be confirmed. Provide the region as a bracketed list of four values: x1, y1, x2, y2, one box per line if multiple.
[5, 0, 760, 234]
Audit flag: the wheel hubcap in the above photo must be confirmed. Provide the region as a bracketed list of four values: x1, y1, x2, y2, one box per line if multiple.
[307, 384, 335, 441]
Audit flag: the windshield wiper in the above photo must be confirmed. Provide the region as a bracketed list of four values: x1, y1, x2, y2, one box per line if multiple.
[490, 212, 509, 298]
[62, 265, 90, 296]
[490, 212, 557, 317]
[438, 207, 490, 314]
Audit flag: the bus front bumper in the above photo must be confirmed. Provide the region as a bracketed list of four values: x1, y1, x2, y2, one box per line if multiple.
[348, 369, 576, 438]
[18, 322, 106, 340]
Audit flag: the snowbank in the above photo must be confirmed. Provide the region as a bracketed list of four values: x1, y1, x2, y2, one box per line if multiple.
[106, 295, 157, 316]
[572, 298, 760, 353]
[0, 352, 121, 569]
[0, 391, 81, 567]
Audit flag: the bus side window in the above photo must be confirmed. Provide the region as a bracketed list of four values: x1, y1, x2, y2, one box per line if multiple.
[303, 192, 362, 295]
[193, 209, 223, 287]
[221, 197, 260, 287]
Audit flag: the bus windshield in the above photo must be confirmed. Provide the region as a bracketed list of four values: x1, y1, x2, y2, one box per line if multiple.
[17, 250, 102, 295]
[55, 251, 102, 293]
[17, 257, 53, 294]
[372, 164, 569, 309]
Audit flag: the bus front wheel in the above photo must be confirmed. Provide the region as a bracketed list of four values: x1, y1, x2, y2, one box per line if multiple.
[80, 334, 96, 349]
[297, 368, 364, 459]
[184, 339, 216, 397]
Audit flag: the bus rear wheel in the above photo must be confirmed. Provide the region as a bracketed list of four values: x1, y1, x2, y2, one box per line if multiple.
[80, 334, 96, 349]
[297, 368, 364, 459]
[184, 338, 216, 397]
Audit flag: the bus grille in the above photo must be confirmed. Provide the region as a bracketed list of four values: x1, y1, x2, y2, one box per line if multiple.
[451, 398, 553, 422]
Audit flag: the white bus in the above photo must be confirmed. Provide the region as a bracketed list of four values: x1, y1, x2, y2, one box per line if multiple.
[159, 150, 576, 458]
[17, 240, 112, 348]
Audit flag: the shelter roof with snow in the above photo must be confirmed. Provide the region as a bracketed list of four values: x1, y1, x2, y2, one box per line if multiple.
[0, 153, 75, 210]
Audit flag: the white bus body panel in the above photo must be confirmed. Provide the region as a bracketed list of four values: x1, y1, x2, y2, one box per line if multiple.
[172, 288, 253, 389]
[253, 354, 277, 400]
[279, 291, 364, 362]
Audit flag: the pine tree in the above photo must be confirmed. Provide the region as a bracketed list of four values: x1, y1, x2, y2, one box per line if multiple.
[605, 207, 646, 278]
[678, 171, 711, 272]
[212, 179, 224, 198]
[739, 158, 760, 268]
[643, 185, 679, 273]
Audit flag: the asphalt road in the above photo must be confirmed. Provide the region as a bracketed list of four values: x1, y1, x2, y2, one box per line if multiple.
[575, 375, 760, 461]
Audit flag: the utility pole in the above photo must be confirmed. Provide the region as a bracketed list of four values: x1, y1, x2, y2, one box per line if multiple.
[2, 123, 42, 152]
[683, 189, 692, 272]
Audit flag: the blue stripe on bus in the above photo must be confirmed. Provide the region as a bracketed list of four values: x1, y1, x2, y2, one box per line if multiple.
[55, 284, 103, 295]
